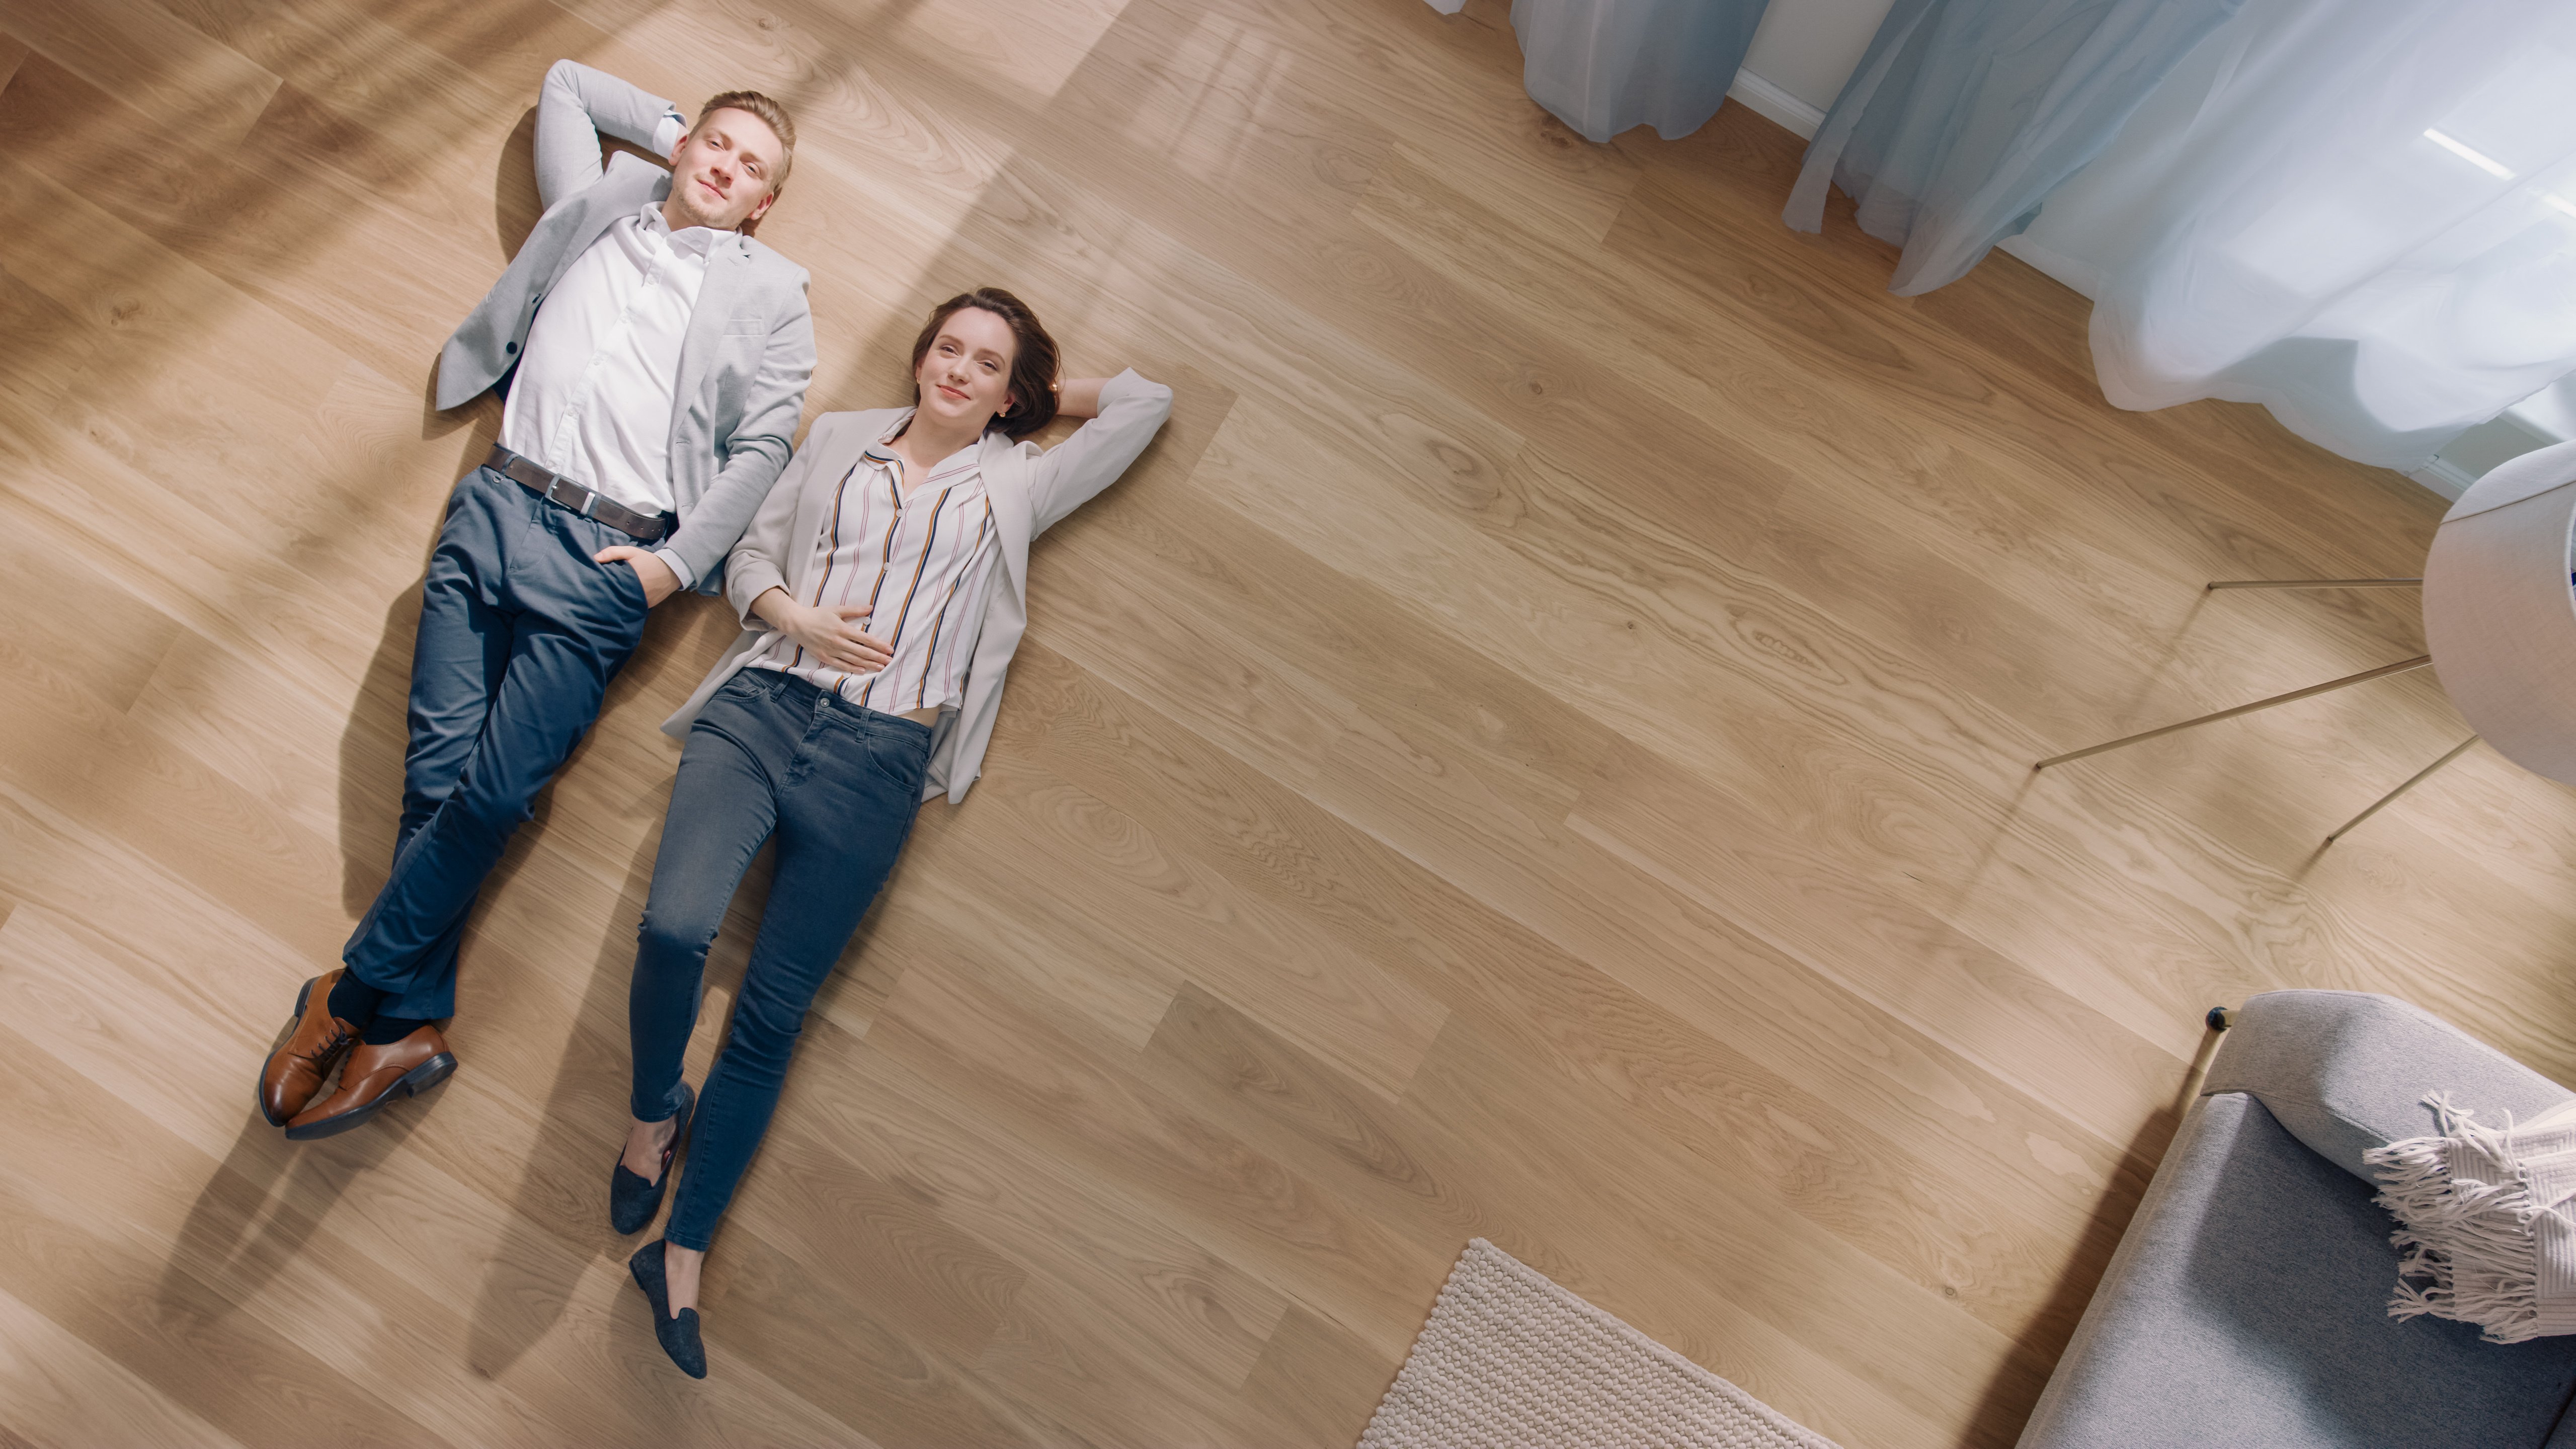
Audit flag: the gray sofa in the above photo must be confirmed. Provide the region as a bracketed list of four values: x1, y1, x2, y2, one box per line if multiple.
[2019, 990, 2576, 1448]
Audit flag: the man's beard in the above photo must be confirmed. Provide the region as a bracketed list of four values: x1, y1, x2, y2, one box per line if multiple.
[673, 180, 728, 229]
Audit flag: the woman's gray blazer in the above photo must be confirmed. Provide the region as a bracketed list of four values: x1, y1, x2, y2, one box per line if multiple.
[661, 371, 1175, 804]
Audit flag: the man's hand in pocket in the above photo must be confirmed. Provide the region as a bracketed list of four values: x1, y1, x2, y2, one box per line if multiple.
[595, 545, 681, 606]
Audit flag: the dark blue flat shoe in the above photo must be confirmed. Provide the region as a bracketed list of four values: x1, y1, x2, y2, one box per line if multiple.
[628, 1239, 707, 1379]
[609, 1082, 694, 1235]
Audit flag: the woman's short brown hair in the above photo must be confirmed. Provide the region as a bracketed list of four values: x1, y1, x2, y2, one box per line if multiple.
[696, 90, 795, 198]
[908, 288, 1061, 440]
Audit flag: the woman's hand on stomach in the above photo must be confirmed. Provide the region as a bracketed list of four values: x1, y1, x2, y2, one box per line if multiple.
[755, 589, 892, 672]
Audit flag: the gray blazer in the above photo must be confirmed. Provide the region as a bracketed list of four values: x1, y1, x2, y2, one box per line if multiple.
[436, 60, 817, 588]
[662, 370, 1175, 803]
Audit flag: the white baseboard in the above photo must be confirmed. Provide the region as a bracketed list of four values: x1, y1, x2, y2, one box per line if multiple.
[1413, 0, 1831, 139]
[1992, 234, 2107, 300]
[2407, 457, 2476, 500]
[1726, 70, 1826, 140]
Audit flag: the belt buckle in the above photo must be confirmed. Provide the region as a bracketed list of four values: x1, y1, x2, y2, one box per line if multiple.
[544, 475, 588, 515]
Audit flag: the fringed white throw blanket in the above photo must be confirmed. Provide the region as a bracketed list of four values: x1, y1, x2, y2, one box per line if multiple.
[2367, 1093, 2576, 1343]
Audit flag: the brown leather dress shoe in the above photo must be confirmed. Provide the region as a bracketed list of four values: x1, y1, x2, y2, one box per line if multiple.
[284, 1023, 456, 1141]
[258, 972, 360, 1126]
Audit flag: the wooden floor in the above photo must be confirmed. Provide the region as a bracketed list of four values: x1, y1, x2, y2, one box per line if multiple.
[4, 0, 2570, 1443]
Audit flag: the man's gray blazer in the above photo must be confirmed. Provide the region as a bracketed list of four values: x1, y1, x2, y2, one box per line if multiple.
[436, 60, 816, 589]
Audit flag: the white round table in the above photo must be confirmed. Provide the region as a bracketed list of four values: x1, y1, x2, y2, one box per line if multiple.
[2425, 439, 2576, 785]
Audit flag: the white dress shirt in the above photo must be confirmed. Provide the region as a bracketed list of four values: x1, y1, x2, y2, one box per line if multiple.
[500, 201, 714, 585]
[745, 427, 1003, 714]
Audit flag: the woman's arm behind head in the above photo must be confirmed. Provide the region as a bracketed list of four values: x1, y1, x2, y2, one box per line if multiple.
[1052, 377, 1108, 421]
[1026, 370, 1174, 536]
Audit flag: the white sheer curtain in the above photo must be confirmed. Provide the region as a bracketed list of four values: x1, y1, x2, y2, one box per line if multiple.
[1423, 0, 1775, 145]
[1784, 0, 2242, 295]
[2015, 0, 2576, 468]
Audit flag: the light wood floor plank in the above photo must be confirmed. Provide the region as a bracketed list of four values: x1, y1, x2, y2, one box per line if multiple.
[783, 1016, 1296, 1395]
[0, 1281, 252, 1449]
[1005, 643, 2115, 1324]
[0, 0, 280, 146]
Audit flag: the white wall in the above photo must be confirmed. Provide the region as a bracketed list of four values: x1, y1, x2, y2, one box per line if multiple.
[1739, 0, 1895, 113]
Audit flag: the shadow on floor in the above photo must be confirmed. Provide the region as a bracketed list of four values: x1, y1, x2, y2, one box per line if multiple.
[1957, 1023, 2223, 1447]
[336, 422, 504, 915]
[156, 1030, 435, 1317]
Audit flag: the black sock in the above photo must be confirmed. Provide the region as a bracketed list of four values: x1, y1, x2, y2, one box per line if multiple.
[362, 1015, 432, 1046]
[327, 973, 384, 1026]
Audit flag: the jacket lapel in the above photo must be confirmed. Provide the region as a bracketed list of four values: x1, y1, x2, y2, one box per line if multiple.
[539, 155, 667, 296]
[787, 409, 897, 592]
[981, 431, 1034, 602]
[671, 235, 747, 427]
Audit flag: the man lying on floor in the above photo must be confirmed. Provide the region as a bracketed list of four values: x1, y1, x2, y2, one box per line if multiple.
[258, 60, 815, 1139]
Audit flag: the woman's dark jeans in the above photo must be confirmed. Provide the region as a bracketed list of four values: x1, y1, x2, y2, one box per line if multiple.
[628, 668, 930, 1251]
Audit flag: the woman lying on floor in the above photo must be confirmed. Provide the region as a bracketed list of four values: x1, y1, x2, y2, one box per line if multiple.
[593, 287, 1172, 1377]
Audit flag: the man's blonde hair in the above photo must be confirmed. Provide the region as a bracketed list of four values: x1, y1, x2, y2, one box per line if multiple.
[695, 91, 795, 198]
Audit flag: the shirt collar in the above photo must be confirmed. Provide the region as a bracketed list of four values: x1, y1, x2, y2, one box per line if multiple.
[635, 203, 721, 258]
[867, 415, 987, 486]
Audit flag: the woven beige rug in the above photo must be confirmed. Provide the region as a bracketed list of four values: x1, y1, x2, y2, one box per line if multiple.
[1358, 1240, 1844, 1449]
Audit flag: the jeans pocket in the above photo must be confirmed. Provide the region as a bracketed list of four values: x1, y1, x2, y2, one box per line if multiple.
[850, 721, 929, 795]
[606, 555, 652, 613]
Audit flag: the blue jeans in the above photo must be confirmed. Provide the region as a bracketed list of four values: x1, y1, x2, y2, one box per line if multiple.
[342, 466, 651, 1020]
[628, 669, 930, 1251]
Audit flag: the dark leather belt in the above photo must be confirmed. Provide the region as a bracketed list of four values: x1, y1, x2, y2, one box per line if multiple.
[486, 444, 677, 544]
